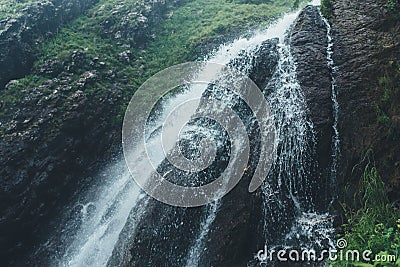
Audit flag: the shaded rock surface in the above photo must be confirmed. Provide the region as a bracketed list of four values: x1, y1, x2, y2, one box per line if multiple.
[289, 0, 400, 218]
[289, 5, 334, 210]
[0, 0, 183, 265]
[0, 0, 99, 89]
[0, 62, 124, 266]
[329, 0, 400, 210]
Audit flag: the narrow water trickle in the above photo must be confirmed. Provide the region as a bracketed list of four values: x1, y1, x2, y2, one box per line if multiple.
[320, 9, 340, 208]
[184, 201, 220, 267]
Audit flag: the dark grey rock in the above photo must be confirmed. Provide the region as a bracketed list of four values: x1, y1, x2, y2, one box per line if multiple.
[0, 0, 100, 89]
[289, 5, 334, 210]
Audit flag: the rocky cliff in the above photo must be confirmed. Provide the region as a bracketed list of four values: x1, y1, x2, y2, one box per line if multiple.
[0, 0, 182, 264]
[289, 0, 400, 218]
[329, 0, 400, 210]
[289, 5, 335, 210]
[0, 0, 100, 89]
[0, 0, 399, 266]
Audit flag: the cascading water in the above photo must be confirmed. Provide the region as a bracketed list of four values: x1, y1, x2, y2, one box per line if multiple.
[256, 1, 338, 262]
[259, 33, 332, 255]
[49, 18, 284, 267]
[183, 12, 312, 266]
[51, 75, 207, 266]
[46, 2, 339, 266]
[320, 8, 340, 208]
[265, 43, 315, 213]
[184, 197, 220, 267]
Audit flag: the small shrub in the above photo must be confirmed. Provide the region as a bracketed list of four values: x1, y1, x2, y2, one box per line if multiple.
[321, 0, 333, 18]
[386, 0, 400, 12]
[376, 105, 391, 127]
[382, 87, 391, 103]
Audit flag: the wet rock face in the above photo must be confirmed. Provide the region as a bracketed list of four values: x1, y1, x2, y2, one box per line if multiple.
[108, 39, 280, 267]
[0, 0, 99, 89]
[0, 72, 124, 265]
[194, 39, 280, 267]
[289, 5, 334, 210]
[0, 0, 184, 264]
[329, 0, 400, 206]
[289, 0, 400, 211]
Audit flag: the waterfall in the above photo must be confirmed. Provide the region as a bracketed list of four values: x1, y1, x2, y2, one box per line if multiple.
[184, 201, 220, 267]
[53, 76, 207, 266]
[57, 159, 147, 266]
[256, 1, 338, 260]
[183, 11, 310, 266]
[48, 2, 339, 266]
[260, 38, 322, 252]
[320, 9, 340, 207]
[51, 14, 290, 266]
[265, 43, 315, 212]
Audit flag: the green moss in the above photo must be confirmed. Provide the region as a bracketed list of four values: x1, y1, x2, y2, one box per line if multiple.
[377, 113, 391, 126]
[382, 88, 391, 103]
[376, 64, 399, 130]
[380, 75, 392, 103]
[376, 104, 391, 128]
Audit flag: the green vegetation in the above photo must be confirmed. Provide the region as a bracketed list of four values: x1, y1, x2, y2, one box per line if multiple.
[386, 0, 400, 12]
[375, 62, 400, 134]
[380, 76, 391, 103]
[227, 0, 296, 5]
[147, 0, 306, 65]
[377, 111, 391, 127]
[321, 0, 333, 18]
[0, 0, 37, 20]
[331, 156, 400, 267]
[0, 0, 305, 125]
